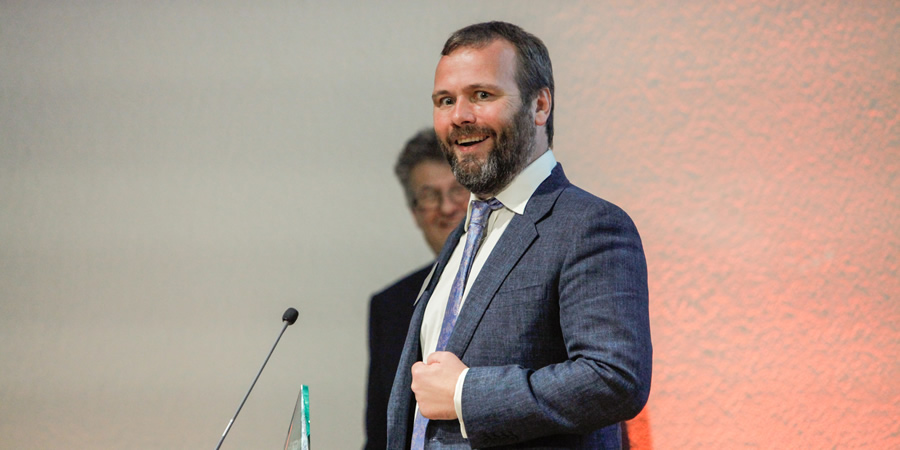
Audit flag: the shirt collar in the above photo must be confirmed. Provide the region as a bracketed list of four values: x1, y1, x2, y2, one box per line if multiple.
[464, 149, 557, 230]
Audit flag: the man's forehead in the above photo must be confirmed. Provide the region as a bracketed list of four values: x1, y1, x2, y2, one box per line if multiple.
[437, 40, 516, 68]
[411, 161, 454, 183]
[433, 41, 518, 92]
[410, 160, 459, 189]
[442, 36, 511, 57]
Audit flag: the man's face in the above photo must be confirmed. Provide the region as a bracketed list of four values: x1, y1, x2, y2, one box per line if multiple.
[409, 160, 469, 255]
[432, 39, 536, 197]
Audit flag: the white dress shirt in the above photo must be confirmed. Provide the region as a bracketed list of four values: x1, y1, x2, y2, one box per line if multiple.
[419, 149, 557, 438]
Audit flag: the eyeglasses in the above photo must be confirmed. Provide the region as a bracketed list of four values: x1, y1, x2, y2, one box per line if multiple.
[414, 185, 469, 210]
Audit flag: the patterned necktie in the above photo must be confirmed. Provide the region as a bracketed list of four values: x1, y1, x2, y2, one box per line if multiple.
[410, 197, 503, 450]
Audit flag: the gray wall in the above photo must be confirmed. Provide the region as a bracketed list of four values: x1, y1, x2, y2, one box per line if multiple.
[1, 2, 558, 448]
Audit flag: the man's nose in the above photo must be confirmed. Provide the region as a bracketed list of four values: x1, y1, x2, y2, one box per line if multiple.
[439, 192, 465, 215]
[452, 99, 475, 125]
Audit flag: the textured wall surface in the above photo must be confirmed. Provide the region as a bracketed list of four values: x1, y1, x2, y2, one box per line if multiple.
[1, 1, 897, 448]
[551, 1, 899, 448]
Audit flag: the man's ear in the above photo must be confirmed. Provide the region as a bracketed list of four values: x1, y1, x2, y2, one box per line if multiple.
[533, 87, 552, 126]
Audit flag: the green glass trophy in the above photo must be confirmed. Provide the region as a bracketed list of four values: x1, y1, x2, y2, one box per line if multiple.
[284, 385, 310, 450]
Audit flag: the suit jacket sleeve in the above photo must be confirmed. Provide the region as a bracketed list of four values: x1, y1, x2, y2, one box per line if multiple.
[459, 188, 652, 448]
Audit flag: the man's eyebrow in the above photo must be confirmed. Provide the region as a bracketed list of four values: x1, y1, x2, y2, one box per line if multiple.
[431, 90, 450, 101]
[432, 84, 509, 101]
[469, 83, 503, 92]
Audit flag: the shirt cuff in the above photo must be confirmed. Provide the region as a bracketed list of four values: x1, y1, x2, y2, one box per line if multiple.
[454, 368, 469, 438]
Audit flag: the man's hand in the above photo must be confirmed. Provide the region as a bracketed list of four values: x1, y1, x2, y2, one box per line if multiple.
[411, 351, 468, 420]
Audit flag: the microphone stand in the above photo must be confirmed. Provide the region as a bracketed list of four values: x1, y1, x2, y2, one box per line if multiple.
[215, 308, 298, 450]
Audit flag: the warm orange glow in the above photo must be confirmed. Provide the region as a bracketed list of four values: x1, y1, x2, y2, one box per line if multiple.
[555, 1, 898, 447]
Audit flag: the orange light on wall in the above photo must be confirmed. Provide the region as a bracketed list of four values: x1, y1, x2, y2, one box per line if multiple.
[554, 1, 899, 447]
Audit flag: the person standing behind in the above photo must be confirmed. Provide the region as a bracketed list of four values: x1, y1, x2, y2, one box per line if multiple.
[387, 22, 651, 449]
[365, 128, 469, 450]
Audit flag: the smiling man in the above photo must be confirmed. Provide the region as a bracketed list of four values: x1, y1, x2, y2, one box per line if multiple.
[387, 22, 652, 449]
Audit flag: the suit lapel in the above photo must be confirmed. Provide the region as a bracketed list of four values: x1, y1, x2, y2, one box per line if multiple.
[445, 164, 570, 357]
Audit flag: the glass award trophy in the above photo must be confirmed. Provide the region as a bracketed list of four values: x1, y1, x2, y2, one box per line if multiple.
[284, 385, 310, 450]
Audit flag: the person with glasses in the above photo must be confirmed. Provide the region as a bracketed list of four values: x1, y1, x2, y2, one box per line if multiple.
[365, 128, 470, 450]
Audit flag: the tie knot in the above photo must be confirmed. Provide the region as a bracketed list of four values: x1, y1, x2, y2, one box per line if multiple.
[470, 198, 503, 228]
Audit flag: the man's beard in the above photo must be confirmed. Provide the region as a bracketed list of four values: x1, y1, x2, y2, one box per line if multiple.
[440, 104, 535, 197]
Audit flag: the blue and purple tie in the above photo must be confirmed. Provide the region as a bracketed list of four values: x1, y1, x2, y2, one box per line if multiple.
[410, 198, 503, 449]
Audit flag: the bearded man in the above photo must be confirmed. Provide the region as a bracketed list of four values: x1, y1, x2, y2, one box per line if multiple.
[387, 22, 652, 449]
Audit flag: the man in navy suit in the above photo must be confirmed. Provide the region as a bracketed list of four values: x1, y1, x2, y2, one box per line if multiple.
[366, 129, 470, 450]
[387, 22, 652, 449]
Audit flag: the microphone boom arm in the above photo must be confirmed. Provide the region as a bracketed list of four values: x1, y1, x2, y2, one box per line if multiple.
[214, 308, 298, 450]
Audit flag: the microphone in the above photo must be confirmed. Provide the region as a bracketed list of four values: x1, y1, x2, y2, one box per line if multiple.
[215, 307, 299, 450]
[283, 307, 299, 325]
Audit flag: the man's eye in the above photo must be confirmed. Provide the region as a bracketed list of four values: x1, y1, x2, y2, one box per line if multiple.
[475, 91, 491, 100]
[415, 189, 441, 208]
[439, 97, 454, 107]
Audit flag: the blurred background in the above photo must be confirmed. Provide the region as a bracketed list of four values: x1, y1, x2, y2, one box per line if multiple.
[1, 1, 897, 448]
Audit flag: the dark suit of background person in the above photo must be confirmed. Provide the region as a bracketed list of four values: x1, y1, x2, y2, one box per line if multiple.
[387, 22, 651, 449]
[365, 129, 469, 450]
[367, 265, 430, 450]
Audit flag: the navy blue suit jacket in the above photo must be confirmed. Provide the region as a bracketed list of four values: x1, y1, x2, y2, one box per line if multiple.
[366, 264, 432, 450]
[387, 164, 652, 449]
